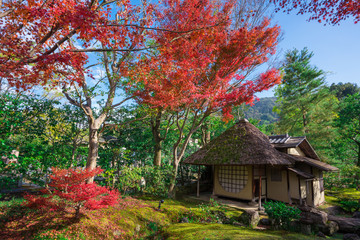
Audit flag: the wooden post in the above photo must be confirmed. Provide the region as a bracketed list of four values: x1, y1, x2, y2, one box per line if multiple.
[252, 166, 255, 201]
[298, 176, 302, 205]
[197, 165, 200, 198]
[310, 167, 314, 206]
[212, 165, 215, 196]
[287, 169, 292, 204]
[265, 165, 268, 202]
[258, 175, 262, 210]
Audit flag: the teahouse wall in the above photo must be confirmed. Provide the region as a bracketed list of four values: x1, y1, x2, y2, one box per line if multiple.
[288, 147, 306, 157]
[266, 167, 289, 203]
[213, 165, 253, 200]
[312, 168, 325, 206]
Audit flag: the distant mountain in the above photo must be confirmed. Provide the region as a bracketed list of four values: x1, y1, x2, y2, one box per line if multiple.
[244, 97, 278, 124]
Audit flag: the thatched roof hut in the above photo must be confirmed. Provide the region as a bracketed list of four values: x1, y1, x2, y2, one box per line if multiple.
[183, 119, 294, 166]
[183, 119, 338, 208]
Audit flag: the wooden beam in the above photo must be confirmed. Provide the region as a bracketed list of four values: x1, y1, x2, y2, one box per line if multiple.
[197, 165, 200, 198]
[310, 167, 314, 206]
[287, 169, 292, 204]
[212, 165, 215, 196]
[259, 175, 262, 210]
[265, 165, 268, 202]
[252, 166, 255, 201]
[298, 176, 302, 205]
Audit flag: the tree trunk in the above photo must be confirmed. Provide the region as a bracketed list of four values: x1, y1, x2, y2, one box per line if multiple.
[168, 159, 179, 197]
[86, 123, 99, 183]
[151, 110, 163, 166]
[70, 141, 78, 168]
[302, 111, 308, 133]
[153, 141, 162, 166]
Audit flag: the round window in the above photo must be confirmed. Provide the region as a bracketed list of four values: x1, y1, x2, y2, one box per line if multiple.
[218, 165, 248, 193]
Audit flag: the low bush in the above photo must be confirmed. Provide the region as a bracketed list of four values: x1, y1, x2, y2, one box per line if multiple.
[263, 201, 301, 230]
[24, 167, 119, 217]
[105, 165, 173, 197]
[338, 199, 360, 213]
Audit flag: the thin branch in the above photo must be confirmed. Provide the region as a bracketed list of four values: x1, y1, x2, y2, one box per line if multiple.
[62, 89, 80, 108]
[111, 96, 134, 108]
[71, 45, 160, 53]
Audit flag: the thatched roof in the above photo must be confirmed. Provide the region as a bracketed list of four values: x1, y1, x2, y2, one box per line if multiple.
[290, 155, 339, 172]
[183, 120, 294, 166]
[270, 135, 320, 160]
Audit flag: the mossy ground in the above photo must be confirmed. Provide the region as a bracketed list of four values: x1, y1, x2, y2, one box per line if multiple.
[0, 195, 344, 239]
[319, 187, 360, 211]
[164, 223, 330, 240]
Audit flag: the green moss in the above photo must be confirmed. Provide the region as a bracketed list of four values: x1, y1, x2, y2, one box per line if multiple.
[322, 188, 360, 207]
[164, 223, 323, 240]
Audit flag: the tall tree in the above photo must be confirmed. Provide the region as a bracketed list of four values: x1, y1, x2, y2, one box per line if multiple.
[330, 82, 360, 100]
[1, 0, 156, 181]
[61, 0, 244, 181]
[130, 0, 282, 194]
[274, 48, 338, 154]
[271, 0, 360, 24]
[335, 93, 360, 166]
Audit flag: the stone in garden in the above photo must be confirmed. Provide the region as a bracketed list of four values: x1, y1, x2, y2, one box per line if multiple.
[317, 231, 326, 238]
[300, 223, 312, 235]
[232, 222, 245, 227]
[343, 233, 360, 240]
[352, 212, 360, 218]
[239, 210, 259, 228]
[327, 206, 346, 216]
[180, 217, 189, 223]
[298, 206, 328, 225]
[318, 220, 339, 236]
[135, 224, 141, 232]
[259, 218, 271, 226]
[329, 215, 360, 233]
[289, 220, 301, 232]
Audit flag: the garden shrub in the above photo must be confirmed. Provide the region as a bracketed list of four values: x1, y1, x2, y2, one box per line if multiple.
[24, 167, 119, 217]
[116, 166, 143, 194]
[338, 199, 360, 213]
[110, 165, 172, 197]
[263, 201, 301, 230]
[142, 165, 172, 197]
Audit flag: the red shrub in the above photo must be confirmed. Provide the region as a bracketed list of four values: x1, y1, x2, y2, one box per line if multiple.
[24, 167, 119, 217]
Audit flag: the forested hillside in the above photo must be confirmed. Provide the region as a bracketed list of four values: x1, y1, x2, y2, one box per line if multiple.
[244, 97, 278, 124]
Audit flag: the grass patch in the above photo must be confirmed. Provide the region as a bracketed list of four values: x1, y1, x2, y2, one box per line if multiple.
[319, 188, 360, 211]
[0, 196, 341, 239]
[164, 223, 325, 240]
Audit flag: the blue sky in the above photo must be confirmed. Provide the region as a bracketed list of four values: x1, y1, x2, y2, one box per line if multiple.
[256, 10, 360, 98]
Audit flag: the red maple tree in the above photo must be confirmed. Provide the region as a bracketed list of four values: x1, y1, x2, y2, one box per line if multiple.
[129, 0, 281, 118]
[271, 0, 360, 24]
[0, 0, 152, 89]
[24, 167, 119, 217]
[127, 0, 282, 193]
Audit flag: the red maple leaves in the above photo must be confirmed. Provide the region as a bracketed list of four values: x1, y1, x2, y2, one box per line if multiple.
[24, 167, 119, 217]
[272, 0, 360, 24]
[0, 0, 153, 89]
[128, 0, 281, 119]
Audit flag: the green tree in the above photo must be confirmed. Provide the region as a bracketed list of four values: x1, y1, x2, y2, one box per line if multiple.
[329, 82, 360, 100]
[274, 48, 338, 155]
[335, 93, 360, 166]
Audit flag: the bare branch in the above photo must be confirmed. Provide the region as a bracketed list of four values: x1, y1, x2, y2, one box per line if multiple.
[71, 45, 160, 53]
[111, 96, 134, 108]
